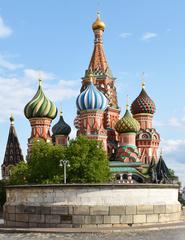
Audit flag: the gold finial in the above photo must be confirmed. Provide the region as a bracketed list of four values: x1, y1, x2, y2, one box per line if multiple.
[60, 106, 63, 116]
[38, 71, 42, 86]
[141, 72, 145, 89]
[126, 95, 129, 110]
[97, 11, 101, 19]
[92, 11, 105, 31]
[38, 78, 42, 86]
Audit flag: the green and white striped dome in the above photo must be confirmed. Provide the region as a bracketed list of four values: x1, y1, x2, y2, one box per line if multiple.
[24, 80, 57, 120]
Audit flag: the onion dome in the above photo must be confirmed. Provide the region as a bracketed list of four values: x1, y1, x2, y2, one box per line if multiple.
[76, 74, 108, 111]
[92, 12, 106, 31]
[131, 83, 156, 115]
[24, 79, 57, 119]
[115, 105, 140, 133]
[52, 110, 71, 136]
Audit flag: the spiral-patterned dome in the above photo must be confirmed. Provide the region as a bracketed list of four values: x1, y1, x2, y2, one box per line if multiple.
[115, 109, 140, 133]
[131, 87, 156, 115]
[76, 81, 108, 111]
[24, 80, 57, 119]
[52, 111, 71, 136]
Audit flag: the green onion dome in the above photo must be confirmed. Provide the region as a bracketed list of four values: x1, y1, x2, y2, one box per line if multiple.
[131, 84, 156, 115]
[24, 80, 57, 120]
[115, 108, 140, 133]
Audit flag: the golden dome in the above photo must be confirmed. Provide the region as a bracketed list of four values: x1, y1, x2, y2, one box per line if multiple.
[92, 12, 106, 31]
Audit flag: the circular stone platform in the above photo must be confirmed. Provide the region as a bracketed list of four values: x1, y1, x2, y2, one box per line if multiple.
[3, 184, 182, 228]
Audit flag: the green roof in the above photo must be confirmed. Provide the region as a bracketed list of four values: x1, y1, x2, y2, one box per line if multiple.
[109, 161, 143, 167]
[110, 167, 138, 173]
[110, 166, 150, 179]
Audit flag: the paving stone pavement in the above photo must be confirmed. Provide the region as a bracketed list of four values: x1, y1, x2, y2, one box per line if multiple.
[0, 228, 185, 240]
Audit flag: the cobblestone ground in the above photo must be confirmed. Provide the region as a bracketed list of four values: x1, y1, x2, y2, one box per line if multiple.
[0, 228, 185, 240]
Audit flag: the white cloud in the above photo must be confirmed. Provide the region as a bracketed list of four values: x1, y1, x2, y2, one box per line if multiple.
[24, 69, 55, 81]
[153, 119, 164, 127]
[168, 160, 185, 187]
[161, 138, 185, 186]
[0, 76, 34, 120]
[69, 127, 77, 140]
[0, 66, 79, 121]
[162, 139, 185, 154]
[120, 32, 132, 39]
[142, 32, 158, 41]
[166, 28, 172, 33]
[168, 109, 185, 129]
[0, 16, 12, 38]
[45, 80, 79, 102]
[169, 117, 184, 128]
[0, 55, 23, 70]
[154, 109, 185, 130]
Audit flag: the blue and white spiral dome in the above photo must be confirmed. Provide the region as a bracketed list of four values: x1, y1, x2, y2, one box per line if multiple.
[76, 82, 108, 111]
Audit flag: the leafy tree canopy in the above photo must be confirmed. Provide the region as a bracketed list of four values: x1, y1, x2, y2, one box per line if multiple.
[8, 136, 110, 185]
[28, 140, 65, 183]
[66, 136, 110, 183]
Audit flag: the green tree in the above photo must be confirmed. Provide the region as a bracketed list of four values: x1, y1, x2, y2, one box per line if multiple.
[8, 161, 29, 185]
[65, 135, 110, 183]
[28, 140, 65, 183]
[8, 136, 110, 184]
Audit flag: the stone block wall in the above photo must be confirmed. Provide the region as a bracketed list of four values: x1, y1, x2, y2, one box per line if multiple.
[4, 203, 182, 228]
[3, 184, 182, 228]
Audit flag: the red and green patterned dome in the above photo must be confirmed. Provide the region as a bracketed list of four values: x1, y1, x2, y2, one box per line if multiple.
[115, 109, 140, 133]
[131, 87, 156, 115]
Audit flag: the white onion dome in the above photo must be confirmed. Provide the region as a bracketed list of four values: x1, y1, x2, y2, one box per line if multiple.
[76, 78, 108, 111]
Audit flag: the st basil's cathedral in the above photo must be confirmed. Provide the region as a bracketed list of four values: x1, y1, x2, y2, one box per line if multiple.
[1, 13, 171, 183]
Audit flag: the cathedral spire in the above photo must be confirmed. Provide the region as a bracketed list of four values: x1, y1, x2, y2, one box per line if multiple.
[82, 13, 118, 109]
[88, 13, 110, 75]
[1, 115, 24, 179]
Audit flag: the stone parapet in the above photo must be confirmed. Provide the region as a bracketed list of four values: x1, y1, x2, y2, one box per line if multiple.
[4, 203, 182, 228]
[3, 184, 182, 228]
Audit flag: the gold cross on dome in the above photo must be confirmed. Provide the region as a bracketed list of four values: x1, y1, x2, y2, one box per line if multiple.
[60, 106, 63, 116]
[141, 72, 145, 89]
[126, 95, 129, 110]
[38, 71, 42, 86]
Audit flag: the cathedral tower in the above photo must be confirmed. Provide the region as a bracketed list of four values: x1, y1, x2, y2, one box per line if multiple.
[115, 102, 140, 162]
[1, 115, 24, 179]
[131, 81, 160, 164]
[24, 79, 57, 152]
[80, 13, 120, 156]
[76, 73, 108, 150]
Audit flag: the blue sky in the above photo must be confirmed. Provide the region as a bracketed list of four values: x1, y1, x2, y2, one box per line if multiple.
[0, 0, 185, 185]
